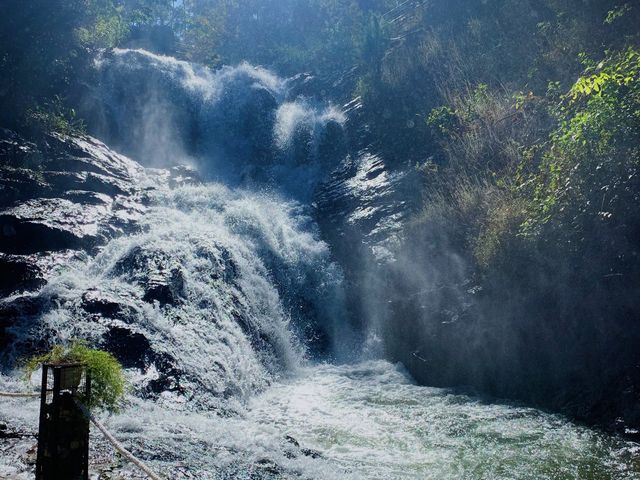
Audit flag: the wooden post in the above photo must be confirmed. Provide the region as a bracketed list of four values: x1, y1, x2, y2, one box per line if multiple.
[35, 363, 90, 480]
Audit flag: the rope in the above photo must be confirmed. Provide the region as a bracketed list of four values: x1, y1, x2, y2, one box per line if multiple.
[0, 391, 40, 398]
[73, 399, 165, 480]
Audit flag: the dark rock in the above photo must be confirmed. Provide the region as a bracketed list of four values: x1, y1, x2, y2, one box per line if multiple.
[0, 295, 52, 360]
[300, 448, 322, 459]
[0, 168, 51, 205]
[254, 458, 282, 476]
[0, 198, 107, 254]
[113, 246, 187, 306]
[0, 129, 41, 169]
[194, 244, 238, 283]
[0, 129, 148, 258]
[284, 435, 300, 448]
[142, 267, 185, 306]
[81, 289, 134, 319]
[318, 119, 347, 168]
[0, 254, 45, 295]
[143, 353, 186, 396]
[102, 327, 151, 370]
[283, 435, 323, 460]
[169, 165, 203, 188]
[315, 150, 421, 264]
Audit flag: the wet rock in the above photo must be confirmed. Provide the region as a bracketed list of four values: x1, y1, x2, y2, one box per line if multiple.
[0, 168, 51, 205]
[169, 165, 203, 188]
[315, 150, 420, 264]
[0, 295, 52, 359]
[194, 244, 238, 283]
[254, 458, 282, 476]
[300, 447, 322, 459]
[102, 327, 151, 370]
[283, 435, 323, 460]
[0, 254, 45, 295]
[0, 129, 41, 169]
[0, 129, 147, 258]
[81, 289, 135, 319]
[112, 246, 186, 306]
[0, 198, 108, 254]
[318, 119, 347, 168]
[284, 435, 300, 448]
[143, 268, 185, 306]
[22, 444, 38, 465]
[285, 72, 318, 99]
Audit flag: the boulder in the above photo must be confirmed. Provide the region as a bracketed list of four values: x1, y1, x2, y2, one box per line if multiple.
[112, 246, 186, 306]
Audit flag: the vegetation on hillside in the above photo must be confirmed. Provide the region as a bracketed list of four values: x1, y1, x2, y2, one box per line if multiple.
[367, 1, 640, 428]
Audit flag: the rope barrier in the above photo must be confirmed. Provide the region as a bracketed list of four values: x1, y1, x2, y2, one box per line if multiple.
[0, 391, 40, 397]
[73, 399, 165, 480]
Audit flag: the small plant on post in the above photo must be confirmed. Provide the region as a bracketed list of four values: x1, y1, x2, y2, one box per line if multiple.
[25, 341, 125, 480]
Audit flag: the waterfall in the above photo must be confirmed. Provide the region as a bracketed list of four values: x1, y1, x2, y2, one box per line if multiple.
[85, 48, 347, 199]
[2, 49, 639, 480]
[2, 49, 354, 411]
[10, 173, 347, 411]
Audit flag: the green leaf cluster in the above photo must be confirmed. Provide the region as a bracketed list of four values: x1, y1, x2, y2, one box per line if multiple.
[521, 47, 640, 238]
[24, 342, 126, 413]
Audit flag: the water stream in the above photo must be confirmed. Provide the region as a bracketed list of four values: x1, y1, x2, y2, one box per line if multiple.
[2, 361, 639, 479]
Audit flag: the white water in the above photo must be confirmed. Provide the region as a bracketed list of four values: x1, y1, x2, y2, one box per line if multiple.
[5, 175, 348, 413]
[92, 49, 346, 199]
[2, 361, 639, 479]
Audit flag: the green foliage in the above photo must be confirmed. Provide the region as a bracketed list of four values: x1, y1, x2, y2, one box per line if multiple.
[359, 14, 388, 70]
[77, 7, 129, 49]
[571, 48, 639, 99]
[25, 342, 126, 413]
[24, 96, 87, 135]
[521, 47, 640, 237]
[427, 106, 459, 136]
[604, 3, 632, 24]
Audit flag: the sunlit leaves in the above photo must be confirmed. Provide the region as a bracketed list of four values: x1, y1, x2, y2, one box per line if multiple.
[570, 48, 639, 100]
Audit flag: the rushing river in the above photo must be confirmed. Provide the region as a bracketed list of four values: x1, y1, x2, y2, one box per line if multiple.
[2, 360, 639, 479]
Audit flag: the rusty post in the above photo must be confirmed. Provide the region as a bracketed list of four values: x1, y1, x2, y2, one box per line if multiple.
[35, 363, 90, 480]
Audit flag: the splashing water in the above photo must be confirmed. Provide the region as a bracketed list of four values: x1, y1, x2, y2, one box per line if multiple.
[88, 49, 346, 197]
[2, 362, 639, 478]
[4, 174, 348, 412]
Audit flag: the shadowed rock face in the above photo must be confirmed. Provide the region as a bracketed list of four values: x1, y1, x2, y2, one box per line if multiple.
[0, 129, 146, 260]
[0, 130, 206, 294]
[0, 130, 207, 384]
[113, 246, 187, 306]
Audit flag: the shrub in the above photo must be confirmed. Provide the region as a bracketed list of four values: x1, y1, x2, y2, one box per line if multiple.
[520, 47, 640, 238]
[24, 96, 86, 135]
[25, 342, 126, 413]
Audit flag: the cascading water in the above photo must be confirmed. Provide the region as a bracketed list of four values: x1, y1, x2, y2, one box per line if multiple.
[13, 177, 347, 411]
[1, 49, 639, 479]
[85, 48, 347, 199]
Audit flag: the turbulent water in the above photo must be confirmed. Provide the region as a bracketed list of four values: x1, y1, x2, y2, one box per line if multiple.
[1, 49, 639, 478]
[5, 175, 349, 412]
[87, 48, 347, 199]
[2, 361, 639, 479]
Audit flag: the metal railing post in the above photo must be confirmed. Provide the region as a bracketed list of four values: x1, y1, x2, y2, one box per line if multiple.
[35, 363, 90, 480]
